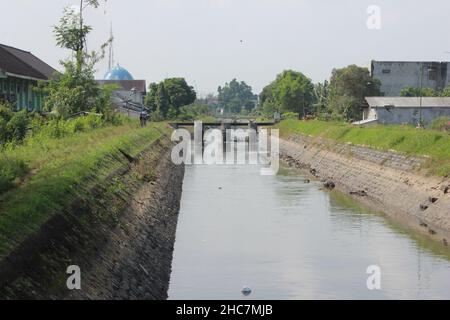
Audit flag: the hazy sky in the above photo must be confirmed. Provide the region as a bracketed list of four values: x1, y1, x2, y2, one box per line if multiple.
[2, 0, 450, 96]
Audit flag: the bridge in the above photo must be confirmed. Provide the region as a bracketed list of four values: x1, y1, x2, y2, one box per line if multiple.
[169, 120, 276, 130]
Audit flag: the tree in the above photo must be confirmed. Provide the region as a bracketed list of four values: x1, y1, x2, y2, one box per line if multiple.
[259, 70, 314, 118]
[313, 80, 329, 118]
[145, 78, 196, 119]
[400, 86, 437, 97]
[54, 0, 103, 74]
[218, 79, 256, 114]
[163, 78, 197, 113]
[328, 65, 380, 121]
[44, 1, 110, 119]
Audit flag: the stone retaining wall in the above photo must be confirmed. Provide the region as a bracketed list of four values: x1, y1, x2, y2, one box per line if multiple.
[281, 134, 450, 246]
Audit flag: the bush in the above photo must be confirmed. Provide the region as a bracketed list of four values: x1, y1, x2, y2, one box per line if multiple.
[430, 116, 450, 131]
[6, 111, 30, 142]
[282, 112, 299, 119]
[0, 156, 29, 193]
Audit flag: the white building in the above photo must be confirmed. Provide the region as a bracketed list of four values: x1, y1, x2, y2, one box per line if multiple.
[358, 97, 450, 126]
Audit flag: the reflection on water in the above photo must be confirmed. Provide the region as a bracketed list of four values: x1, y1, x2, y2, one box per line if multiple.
[168, 164, 450, 300]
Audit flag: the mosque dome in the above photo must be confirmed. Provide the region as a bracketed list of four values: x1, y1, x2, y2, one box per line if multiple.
[104, 65, 134, 80]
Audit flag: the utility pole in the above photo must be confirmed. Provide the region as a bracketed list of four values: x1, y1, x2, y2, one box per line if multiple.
[419, 62, 423, 127]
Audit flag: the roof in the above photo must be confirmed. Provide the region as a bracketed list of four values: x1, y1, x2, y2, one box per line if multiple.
[104, 65, 134, 81]
[96, 80, 147, 93]
[0, 44, 57, 80]
[365, 97, 450, 108]
[371, 60, 450, 65]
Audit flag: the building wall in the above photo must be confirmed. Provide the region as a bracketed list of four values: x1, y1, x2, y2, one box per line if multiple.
[375, 107, 450, 125]
[0, 76, 43, 111]
[371, 61, 450, 96]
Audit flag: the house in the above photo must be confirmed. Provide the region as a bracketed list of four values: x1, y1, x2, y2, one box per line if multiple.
[0, 44, 57, 111]
[96, 65, 147, 116]
[359, 97, 450, 126]
[371, 61, 450, 96]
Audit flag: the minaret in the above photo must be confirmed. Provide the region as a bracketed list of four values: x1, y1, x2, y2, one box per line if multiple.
[108, 23, 115, 72]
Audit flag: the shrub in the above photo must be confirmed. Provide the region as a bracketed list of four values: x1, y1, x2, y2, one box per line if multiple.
[0, 156, 29, 193]
[430, 116, 450, 131]
[6, 111, 30, 143]
[282, 112, 299, 119]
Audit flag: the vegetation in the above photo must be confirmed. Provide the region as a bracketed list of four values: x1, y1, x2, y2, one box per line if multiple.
[145, 78, 197, 120]
[40, 0, 111, 119]
[327, 65, 380, 122]
[218, 79, 257, 114]
[177, 103, 214, 121]
[257, 66, 379, 122]
[0, 120, 169, 258]
[278, 119, 450, 176]
[0, 113, 129, 193]
[0, 102, 30, 145]
[430, 116, 450, 131]
[260, 70, 314, 118]
[400, 86, 450, 97]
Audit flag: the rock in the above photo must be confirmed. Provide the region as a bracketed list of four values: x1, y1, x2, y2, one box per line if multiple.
[310, 168, 317, 176]
[428, 197, 438, 203]
[323, 180, 335, 190]
[304, 179, 311, 183]
[241, 286, 252, 296]
[443, 239, 448, 246]
[350, 190, 367, 197]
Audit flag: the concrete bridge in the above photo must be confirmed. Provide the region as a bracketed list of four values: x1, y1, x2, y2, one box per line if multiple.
[169, 120, 276, 144]
[169, 120, 276, 131]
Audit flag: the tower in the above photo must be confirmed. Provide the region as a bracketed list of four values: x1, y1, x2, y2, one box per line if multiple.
[108, 23, 114, 72]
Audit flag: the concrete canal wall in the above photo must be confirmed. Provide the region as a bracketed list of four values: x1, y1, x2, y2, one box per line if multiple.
[280, 134, 450, 246]
[0, 136, 184, 300]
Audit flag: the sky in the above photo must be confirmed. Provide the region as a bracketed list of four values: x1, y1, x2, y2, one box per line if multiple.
[2, 0, 450, 97]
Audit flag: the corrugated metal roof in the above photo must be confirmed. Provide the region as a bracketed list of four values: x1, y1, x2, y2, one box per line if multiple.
[365, 97, 450, 108]
[0, 44, 56, 80]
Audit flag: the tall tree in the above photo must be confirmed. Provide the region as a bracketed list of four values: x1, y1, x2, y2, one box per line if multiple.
[328, 65, 380, 121]
[44, 0, 110, 118]
[259, 70, 314, 118]
[145, 78, 196, 119]
[313, 80, 329, 117]
[218, 79, 256, 114]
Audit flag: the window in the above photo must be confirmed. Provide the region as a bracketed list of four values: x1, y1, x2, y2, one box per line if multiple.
[428, 67, 437, 81]
[382, 69, 391, 74]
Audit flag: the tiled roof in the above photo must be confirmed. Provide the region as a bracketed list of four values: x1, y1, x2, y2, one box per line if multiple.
[0, 44, 57, 80]
[366, 97, 450, 108]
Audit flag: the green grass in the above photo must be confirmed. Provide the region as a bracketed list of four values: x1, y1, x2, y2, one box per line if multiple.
[0, 121, 170, 258]
[277, 119, 450, 177]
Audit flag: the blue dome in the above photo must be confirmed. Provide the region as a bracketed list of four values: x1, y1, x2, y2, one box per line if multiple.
[104, 65, 134, 80]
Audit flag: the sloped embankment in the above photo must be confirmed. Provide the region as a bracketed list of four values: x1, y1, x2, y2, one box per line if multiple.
[0, 125, 184, 299]
[280, 134, 450, 246]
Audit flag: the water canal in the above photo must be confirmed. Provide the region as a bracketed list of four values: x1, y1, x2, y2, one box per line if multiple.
[168, 162, 450, 299]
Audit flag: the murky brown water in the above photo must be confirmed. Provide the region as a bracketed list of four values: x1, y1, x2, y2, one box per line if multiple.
[168, 163, 450, 299]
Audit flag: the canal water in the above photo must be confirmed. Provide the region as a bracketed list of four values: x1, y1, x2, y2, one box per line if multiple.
[168, 163, 450, 299]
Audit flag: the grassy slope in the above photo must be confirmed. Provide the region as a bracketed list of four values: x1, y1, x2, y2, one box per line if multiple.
[0, 122, 169, 258]
[277, 119, 450, 177]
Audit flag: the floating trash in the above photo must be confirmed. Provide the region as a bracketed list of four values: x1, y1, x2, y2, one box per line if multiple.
[241, 286, 252, 296]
